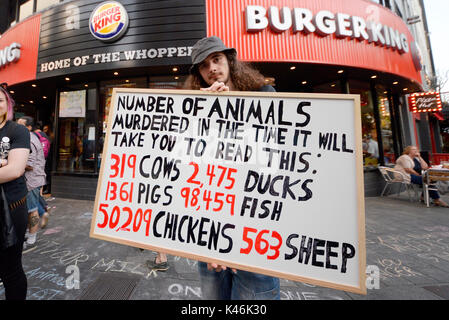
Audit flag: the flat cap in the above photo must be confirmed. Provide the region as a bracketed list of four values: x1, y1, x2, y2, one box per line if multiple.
[190, 36, 236, 72]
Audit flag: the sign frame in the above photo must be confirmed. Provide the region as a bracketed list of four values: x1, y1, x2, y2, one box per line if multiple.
[90, 88, 366, 295]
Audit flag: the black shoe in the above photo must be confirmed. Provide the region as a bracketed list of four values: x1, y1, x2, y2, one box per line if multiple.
[146, 258, 169, 271]
[23, 242, 37, 254]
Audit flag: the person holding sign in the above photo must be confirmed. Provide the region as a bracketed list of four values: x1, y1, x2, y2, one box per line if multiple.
[184, 36, 280, 300]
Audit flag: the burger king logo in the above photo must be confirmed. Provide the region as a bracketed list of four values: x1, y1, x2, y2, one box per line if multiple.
[89, 1, 129, 42]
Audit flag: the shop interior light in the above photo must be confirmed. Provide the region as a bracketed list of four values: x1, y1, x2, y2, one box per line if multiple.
[84, 84, 88, 87]
[338, 70, 344, 74]
[65, 77, 70, 81]
[32, 84, 37, 87]
[393, 81, 398, 85]
[330, 84, 336, 87]
[9, 90, 14, 94]
[301, 81, 307, 85]
[403, 88, 408, 91]
[114, 72, 119, 75]
[172, 67, 178, 72]
[290, 66, 296, 70]
[175, 76, 179, 80]
[125, 80, 129, 83]
[43, 96, 47, 99]
[371, 75, 377, 79]
[29, 100, 33, 103]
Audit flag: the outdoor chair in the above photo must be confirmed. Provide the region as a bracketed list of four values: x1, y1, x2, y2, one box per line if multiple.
[378, 166, 420, 202]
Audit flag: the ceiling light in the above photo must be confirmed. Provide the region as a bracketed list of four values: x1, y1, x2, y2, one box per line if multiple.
[84, 84, 88, 87]
[43, 96, 47, 99]
[125, 80, 129, 83]
[371, 75, 377, 79]
[172, 67, 178, 72]
[393, 81, 398, 85]
[302, 81, 307, 85]
[290, 66, 296, 70]
[32, 84, 37, 87]
[330, 84, 336, 87]
[338, 70, 344, 74]
[65, 77, 70, 81]
[30, 100, 34, 103]
[113, 72, 118, 75]
[174, 76, 179, 80]
[9, 90, 14, 94]
[403, 88, 408, 91]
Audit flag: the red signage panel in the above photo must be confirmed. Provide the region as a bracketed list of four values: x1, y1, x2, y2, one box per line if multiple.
[0, 14, 41, 86]
[206, 0, 422, 84]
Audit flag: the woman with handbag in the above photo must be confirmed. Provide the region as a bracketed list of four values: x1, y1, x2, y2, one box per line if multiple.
[0, 86, 30, 300]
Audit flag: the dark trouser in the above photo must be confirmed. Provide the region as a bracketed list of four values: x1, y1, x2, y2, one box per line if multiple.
[0, 202, 28, 300]
[410, 174, 440, 199]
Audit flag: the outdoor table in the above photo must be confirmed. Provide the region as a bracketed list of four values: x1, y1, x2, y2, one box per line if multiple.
[423, 167, 449, 207]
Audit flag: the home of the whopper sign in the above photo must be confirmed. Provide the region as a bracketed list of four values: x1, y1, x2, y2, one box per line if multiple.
[90, 88, 366, 294]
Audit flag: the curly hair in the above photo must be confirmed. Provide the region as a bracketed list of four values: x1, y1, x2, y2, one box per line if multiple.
[0, 86, 15, 122]
[184, 51, 266, 91]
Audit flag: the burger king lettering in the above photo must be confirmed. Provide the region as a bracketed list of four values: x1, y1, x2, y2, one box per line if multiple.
[0, 43, 21, 68]
[245, 5, 409, 54]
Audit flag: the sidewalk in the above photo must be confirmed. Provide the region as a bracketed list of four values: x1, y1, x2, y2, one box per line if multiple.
[2, 192, 449, 300]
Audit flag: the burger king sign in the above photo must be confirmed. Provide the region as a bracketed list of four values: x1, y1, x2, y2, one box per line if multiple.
[89, 1, 129, 42]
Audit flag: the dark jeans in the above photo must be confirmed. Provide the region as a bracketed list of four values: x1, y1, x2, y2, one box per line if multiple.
[0, 202, 28, 300]
[410, 174, 440, 199]
[198, 262, 280, 300]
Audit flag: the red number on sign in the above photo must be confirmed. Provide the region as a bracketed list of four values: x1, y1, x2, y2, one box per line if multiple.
[98, 203, 109, 228]
[255, 229, 270, 255]
[225, 168, 237, 189]
[213, 192, 224, 212]
[206, 164, 216, 186]
[240, 227, 258, 254]
[267, 231, 282, 260]
[186, 162, 201, 185]
[117, 206, 132, 232]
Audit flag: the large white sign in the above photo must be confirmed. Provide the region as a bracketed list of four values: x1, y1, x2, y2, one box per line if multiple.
[90, 88, 366, 294]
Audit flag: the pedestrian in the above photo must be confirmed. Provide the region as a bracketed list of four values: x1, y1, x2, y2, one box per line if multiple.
[42, 124, 54, 194]
[183, 36, 280, 300]
[394, 145, 449, 207]
[17, 116, 47, 252]
[32, 121, 51, 226]
[0, 86, 30, 300]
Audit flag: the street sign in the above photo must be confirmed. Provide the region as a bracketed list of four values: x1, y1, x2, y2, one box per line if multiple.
[90, 88, 366, 294]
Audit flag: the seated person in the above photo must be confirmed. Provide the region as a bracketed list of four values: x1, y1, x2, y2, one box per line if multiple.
[394, 145, 449, 207]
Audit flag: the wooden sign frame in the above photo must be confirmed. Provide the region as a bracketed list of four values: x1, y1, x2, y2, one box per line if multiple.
[90, 88, 366, 295]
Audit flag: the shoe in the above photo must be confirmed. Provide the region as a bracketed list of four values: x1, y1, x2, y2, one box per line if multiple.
[23, 241, 37, 254]
[146, 258, 169, 271]
[40, 212, 50, 228]
[434, 199, 449, 208]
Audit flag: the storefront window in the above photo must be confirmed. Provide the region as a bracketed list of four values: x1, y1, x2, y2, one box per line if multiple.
[36, 0, 60, 12]
[349, 80, 379, 167]
[57, 83, 97, 173]
[376, 89, 395, 164]
[99, 77, 147, 163]
[149, 75, 187, 89]
[19, 0, 34, 21]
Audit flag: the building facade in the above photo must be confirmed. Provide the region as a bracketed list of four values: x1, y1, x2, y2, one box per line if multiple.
[0, 0, 438, 199]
